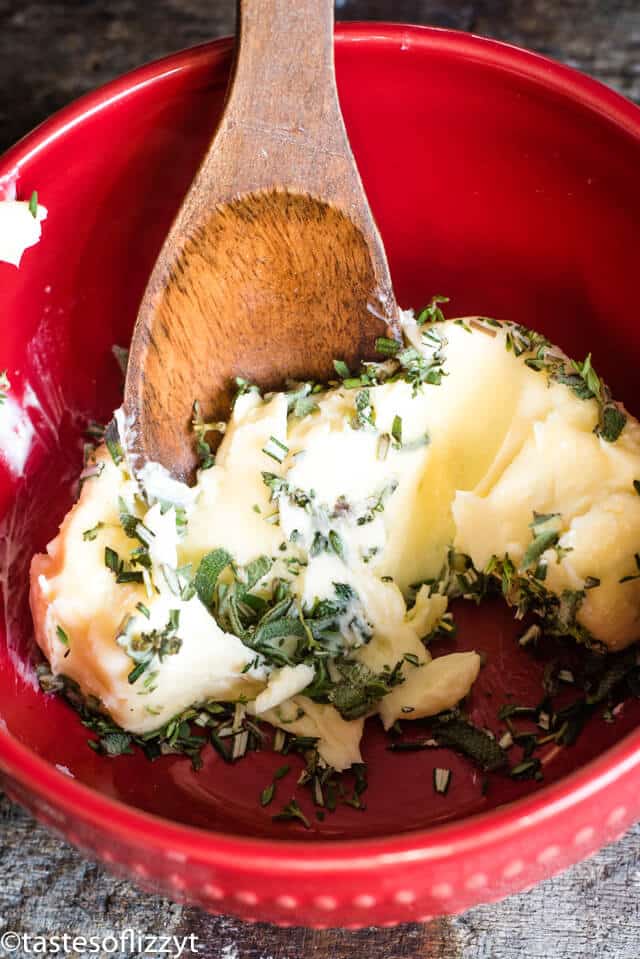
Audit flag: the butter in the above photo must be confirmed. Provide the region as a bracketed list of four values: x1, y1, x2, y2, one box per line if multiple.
[30, 314, 640, 771]
[0, 199, 47, 267]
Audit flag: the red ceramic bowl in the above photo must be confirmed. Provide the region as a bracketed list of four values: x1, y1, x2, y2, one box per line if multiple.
[1, 23, 640, 928]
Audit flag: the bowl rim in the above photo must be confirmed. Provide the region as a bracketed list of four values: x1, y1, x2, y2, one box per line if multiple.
[2, 21, 640, 873]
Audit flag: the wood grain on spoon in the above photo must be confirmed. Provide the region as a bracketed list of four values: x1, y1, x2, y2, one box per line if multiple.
[124, 0, 398, 482]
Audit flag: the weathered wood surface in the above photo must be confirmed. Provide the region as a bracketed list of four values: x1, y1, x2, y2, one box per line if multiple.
[1, 2, 640, 957]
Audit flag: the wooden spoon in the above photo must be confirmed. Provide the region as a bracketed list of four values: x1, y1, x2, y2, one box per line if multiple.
[124, 0, 398, 483]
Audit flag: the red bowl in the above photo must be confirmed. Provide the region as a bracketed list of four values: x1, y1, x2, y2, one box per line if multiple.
[1, 23, 640, 928]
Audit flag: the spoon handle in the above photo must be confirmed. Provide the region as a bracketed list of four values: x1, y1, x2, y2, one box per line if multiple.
[229, 0, 340, 148]
[177, 0, 366, 231]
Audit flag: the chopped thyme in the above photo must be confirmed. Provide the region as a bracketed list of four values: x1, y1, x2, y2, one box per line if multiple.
[28, 190, 38, 218]
[0, 370, 9, 405]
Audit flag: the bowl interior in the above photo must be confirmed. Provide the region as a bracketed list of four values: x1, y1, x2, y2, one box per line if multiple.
[1, 28, 640, 841]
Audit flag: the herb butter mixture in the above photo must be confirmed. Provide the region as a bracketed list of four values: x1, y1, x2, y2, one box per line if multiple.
[30, 302, 640, 801]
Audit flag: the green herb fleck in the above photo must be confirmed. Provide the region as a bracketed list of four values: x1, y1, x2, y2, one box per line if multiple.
[272, 798, 311, 829]
[0, 370, 9, 405]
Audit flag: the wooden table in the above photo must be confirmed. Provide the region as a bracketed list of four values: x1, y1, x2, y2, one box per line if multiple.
[1, 2, 639, 956]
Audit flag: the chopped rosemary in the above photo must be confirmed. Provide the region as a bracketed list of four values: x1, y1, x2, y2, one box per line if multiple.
[104, 419, 124, 466]
[391, 414, 403, 446]
[104, 546, 144, 585]
[433, 767, 452, 795]
[262, 435, 289, 463]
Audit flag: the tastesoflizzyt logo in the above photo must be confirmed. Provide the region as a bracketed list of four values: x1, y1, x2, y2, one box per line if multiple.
[0, 929, 201, 956]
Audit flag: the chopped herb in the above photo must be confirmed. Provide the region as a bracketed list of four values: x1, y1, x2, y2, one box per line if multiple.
[403, 652, 421, 667]
[430, 716, 508, 772]
[377, 433, 391, 461]
[56, 625, 70, 646]
[191, 400, 227, 469]
[328, 529, 345, 560]
[375, 336, 401, 356]
[522, 522, 560, 572]
[28, 190, 38, 218]
[510, 758, 542, 781]
[194, 549, 233, 607]
[91, 731, 133, 757]
[0, 370, 9, 405]
[104, 418, 123, 466]
[260, 783, 275, 806]
[272, 798, 311, 829]
[433, 767, 452, 795]
[82, 522, 104, 542]
[104, 546, 143, 585]
[112, 344, 129, 378]
[415, 295, 449, 326]
[136, 602, 151, 619]
[619, 553, 640, 584]
[558, 669, 575, 684]
[333, 359, 350, 379]
[391, 415, 402, 446]
[596, 403, 626, 443]
[518, 624, 541, 647]
[262, 435, 289, 463]
[350, 389, 376, 430]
